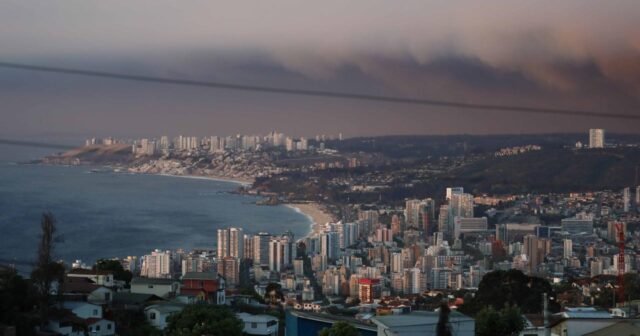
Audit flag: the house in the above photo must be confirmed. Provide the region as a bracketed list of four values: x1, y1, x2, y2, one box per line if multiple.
[67, 269, 115, 288]
[131, 277, 180, 298]
[583, 321, 640, 335]
[180, 272, 225, 304]
[85, 318, 116, 336]
[237, 312, 279, 336]
[226, 294, 263, 307]
[371, 311, 475, 336]
[549, 307, 623, 336]
[63, 278, 114, 304]
[62, 301, 102, 320]
[47, 316, 86, 336]
[112, 292, 165, 310]
[144, 303, 185, 330]
[52, 301, 116, 336]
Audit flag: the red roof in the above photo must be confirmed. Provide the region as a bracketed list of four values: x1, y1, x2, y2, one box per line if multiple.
[358, 278, 380, 285]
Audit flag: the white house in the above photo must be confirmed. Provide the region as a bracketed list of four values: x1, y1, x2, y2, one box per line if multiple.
[86, 318, 116, 336]
[144, 303, 185, 330]
[131, 277, 180, 298]
[47, 318, 85, 336]
[62, 301, 102, 319]
[237, 312, 279, 336]
[67, 269, 115, 288]
[54, 301, 116, 336]
[63, 279, 114, 305]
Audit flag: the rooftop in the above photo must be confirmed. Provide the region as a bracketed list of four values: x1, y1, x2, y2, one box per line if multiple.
[237, 312, 278, 323]
[182, 272, 218, 280]
[131, 277, 178, 285]
[144, 302, 186, 314]
[372, 311, 474, 328]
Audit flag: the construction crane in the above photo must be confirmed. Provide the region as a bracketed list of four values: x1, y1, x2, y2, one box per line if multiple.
[615, 222, 625, 304]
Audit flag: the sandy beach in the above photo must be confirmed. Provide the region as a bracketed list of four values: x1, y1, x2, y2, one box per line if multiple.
[285, 202, 335, 239]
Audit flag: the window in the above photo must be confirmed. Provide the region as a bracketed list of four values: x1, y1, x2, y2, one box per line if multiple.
[251, 322, 257, 329]
[150, 312, 156, 320]
[107, 323, 112, 330]
[96, 325, 100, 331]
[93, 309, 98, 316]
[105, 292, 111, 301]
[148, 284, 154, 288]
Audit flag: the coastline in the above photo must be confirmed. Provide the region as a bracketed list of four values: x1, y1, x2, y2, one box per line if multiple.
[285, 202, 335, 240]
[154, 172, 253, 186]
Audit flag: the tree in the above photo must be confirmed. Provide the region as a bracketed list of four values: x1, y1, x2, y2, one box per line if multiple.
[165, 304, 244, 336]
[112, 310, 161, 336]
[93, 259, 133, 283]
[318, 321, 359, 336]
[463, 270, 558, 315]
[265, 282, 284, 305]
[475, 305, 525, 336]
[31, 212, 65, 327]
[0, 268, 38, 335]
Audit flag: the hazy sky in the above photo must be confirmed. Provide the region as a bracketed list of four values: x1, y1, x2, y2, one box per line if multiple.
[1, 1, 640, 138]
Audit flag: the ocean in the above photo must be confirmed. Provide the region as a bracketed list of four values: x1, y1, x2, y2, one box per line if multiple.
[0, 144, 310, 266]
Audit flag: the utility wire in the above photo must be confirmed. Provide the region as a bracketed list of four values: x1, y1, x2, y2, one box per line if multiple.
[1, 61, 639, 121]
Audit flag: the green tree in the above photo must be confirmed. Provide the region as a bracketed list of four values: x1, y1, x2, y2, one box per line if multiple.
[0, 268, 38, 335]
[166, 304, 243, 336]
[475, 305, 525, 336]
[463, 270, 558, 315]
[112, 310, 161, 336]
[318, 321, 359, 336]
[93, 259, 132, 283]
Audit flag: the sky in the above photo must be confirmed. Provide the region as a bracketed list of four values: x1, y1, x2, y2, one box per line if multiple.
[1, 1, 640, 139]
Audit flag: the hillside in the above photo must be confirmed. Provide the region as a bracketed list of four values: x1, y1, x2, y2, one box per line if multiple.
[41, 144, 134, 164]
[444, 148, 640, 194]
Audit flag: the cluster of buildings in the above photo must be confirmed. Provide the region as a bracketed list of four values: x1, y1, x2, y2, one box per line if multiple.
[85, 131, 344, 156]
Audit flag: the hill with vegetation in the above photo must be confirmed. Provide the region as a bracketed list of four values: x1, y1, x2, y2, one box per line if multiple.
[445, 147, 640, 194]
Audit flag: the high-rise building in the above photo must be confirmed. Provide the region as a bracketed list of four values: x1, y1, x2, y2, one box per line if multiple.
[623, 187, 630, 212]
[140, 249, 172, 279]
[253, 232, 271, 266]
[563, 239, 573, 259]
[391, 214, 401, 237]
[430, 268, 452, 290]
[453, 217, 488, 239]
[269, 235, 296, 272]
[217, 257, 239, 287]
[243, 234, 254, 261]
[358, 278, 381, 303]
[321, 232, 340, 260]
[561, 216, 594, 235]
[343, 222, 358, 248]
[589, 128, 605, 148]
[390, 252, 403, 274]
[404, 199, 435, 232]
[446, 187, 464, 200]
[403, 268, 423, 294]
[524, 235, 551, 274]
[217, 227, 244, 259]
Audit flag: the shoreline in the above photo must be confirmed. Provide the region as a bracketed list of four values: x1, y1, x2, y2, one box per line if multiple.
[285, 202, 335, 240]
[154, 172, 253, 186]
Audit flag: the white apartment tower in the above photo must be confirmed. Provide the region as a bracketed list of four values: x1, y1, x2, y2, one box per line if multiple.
[217, 227, 244, 260]
[589, 128, 605, 148]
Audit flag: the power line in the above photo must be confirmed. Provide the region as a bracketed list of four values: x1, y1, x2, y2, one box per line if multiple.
[1, 61, 639, 121]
